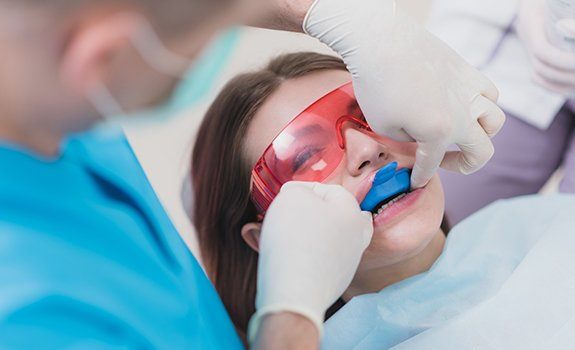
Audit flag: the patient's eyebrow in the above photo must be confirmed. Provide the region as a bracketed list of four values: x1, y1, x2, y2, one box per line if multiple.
[293, 124, 325, 138]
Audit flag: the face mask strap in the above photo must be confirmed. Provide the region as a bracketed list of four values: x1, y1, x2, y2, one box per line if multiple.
[87, 82, 126, 122]
[129, 15, 195, 78]
[86, 13, 198, 121]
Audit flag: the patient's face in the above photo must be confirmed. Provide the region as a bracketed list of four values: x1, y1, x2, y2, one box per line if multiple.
[244, 70, 445, 274]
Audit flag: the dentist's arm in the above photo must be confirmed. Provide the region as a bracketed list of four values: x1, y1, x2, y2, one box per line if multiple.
[255, 0, 505, 188]
[249, 182, 374, 350]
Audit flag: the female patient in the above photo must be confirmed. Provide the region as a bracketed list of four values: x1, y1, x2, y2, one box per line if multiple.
[192, 53, 575, 348]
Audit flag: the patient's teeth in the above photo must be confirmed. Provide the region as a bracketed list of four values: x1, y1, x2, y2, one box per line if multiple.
[374, 193, 409, 218]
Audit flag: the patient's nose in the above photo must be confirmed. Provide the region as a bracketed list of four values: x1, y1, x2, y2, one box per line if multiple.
[344, 128, 389, 176]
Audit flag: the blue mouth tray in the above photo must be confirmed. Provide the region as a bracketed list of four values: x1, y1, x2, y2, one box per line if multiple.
[360, 162, 411, 212]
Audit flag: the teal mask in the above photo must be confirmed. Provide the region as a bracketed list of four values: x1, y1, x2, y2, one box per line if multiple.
[89, 16, 239, 125]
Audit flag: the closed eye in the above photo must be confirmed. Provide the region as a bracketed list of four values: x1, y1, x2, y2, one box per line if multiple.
[292, 146, 324, 173]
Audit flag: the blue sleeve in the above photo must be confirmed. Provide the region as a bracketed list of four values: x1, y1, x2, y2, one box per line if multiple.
[0, 224, 153, 350]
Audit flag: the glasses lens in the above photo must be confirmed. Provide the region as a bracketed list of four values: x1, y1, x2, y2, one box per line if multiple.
[252, 82, 367, 213]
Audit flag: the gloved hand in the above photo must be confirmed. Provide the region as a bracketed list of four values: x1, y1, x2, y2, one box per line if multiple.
[248, 182, 373, 342]
[517, 0, 575, 97]
[304, 0, 505, 188]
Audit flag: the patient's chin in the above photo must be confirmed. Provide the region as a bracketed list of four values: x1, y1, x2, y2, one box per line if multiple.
[360, 206, 443, 270]
[352, 176, 445, 272]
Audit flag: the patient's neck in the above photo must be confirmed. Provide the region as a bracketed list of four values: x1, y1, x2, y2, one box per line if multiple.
[343, 230, 445, 301]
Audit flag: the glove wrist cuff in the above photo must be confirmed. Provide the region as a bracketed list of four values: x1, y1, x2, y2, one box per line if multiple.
[247, 305, 325, 345]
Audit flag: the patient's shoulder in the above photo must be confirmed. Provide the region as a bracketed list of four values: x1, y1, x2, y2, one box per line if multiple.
[490, 194, 575, 212]
[461, 194, 575, 228]
[447, 194, 575, 253]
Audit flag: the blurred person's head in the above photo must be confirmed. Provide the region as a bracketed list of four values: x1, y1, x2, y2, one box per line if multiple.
[0, 0, 235, 154]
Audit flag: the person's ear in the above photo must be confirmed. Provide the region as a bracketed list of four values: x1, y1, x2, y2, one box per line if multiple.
[59, 12, 142, 96]
[241, 223, 262, 253]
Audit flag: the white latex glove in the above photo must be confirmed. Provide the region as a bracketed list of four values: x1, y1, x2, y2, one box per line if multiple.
[248, 182, 373, 342]
[517, 0, 575, 97]
[304, 0, 505, 188]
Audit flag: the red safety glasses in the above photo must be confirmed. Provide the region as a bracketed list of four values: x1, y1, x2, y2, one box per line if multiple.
[251, 82, 377, 215]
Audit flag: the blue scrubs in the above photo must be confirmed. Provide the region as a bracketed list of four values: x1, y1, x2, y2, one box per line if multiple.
[0, 128, 243, 349]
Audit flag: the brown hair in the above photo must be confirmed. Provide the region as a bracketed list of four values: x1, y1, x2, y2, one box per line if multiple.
[192, 52, 347, 344]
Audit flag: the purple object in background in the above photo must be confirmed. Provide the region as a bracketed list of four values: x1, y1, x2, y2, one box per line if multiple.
[440, 101, 575, 225]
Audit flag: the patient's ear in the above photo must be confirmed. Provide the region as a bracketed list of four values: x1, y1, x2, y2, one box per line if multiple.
[241, 223, 262, 253]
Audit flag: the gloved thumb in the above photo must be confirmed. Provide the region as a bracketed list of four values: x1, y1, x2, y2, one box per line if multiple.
[287, 182, 357, 205]
[411, 141, 446, 189]
[556, 18, 575, 40]
[361, 212, 374, 248]
[379, 127, 415, 143]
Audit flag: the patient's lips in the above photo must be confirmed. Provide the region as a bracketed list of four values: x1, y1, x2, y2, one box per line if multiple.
[355, 171, 377, 204]
[354, 162, 426, 227]
[373, 186, 425, 227]
[354, 158, 414, 208]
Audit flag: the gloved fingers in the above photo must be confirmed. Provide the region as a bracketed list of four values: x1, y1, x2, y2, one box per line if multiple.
[441, 124, 494, 175]
[283, 181, 358, 208]
[280, 181, 332, 201]
[555, 18, 575, 40]
[382, 129, 415, 142]
[473, 72, 500, 102]
[532, 57, 575, 86]
[375, 126, 415, 142]
[280, 181, 315, 197]
[529, 23, 575, 71]
[310, 183, 356, 205]
[534, 48, 575, 75]
[312, 183, 373, 244]
[533, 73, 575, 97]
[360, 213, 375, 249]
[471, 95, 506, 138]
[411, 140, 448, 189]
[517, 8, 575, 71]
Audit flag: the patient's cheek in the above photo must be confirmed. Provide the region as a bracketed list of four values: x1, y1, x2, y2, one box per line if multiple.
[322, 161, 348, 185]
